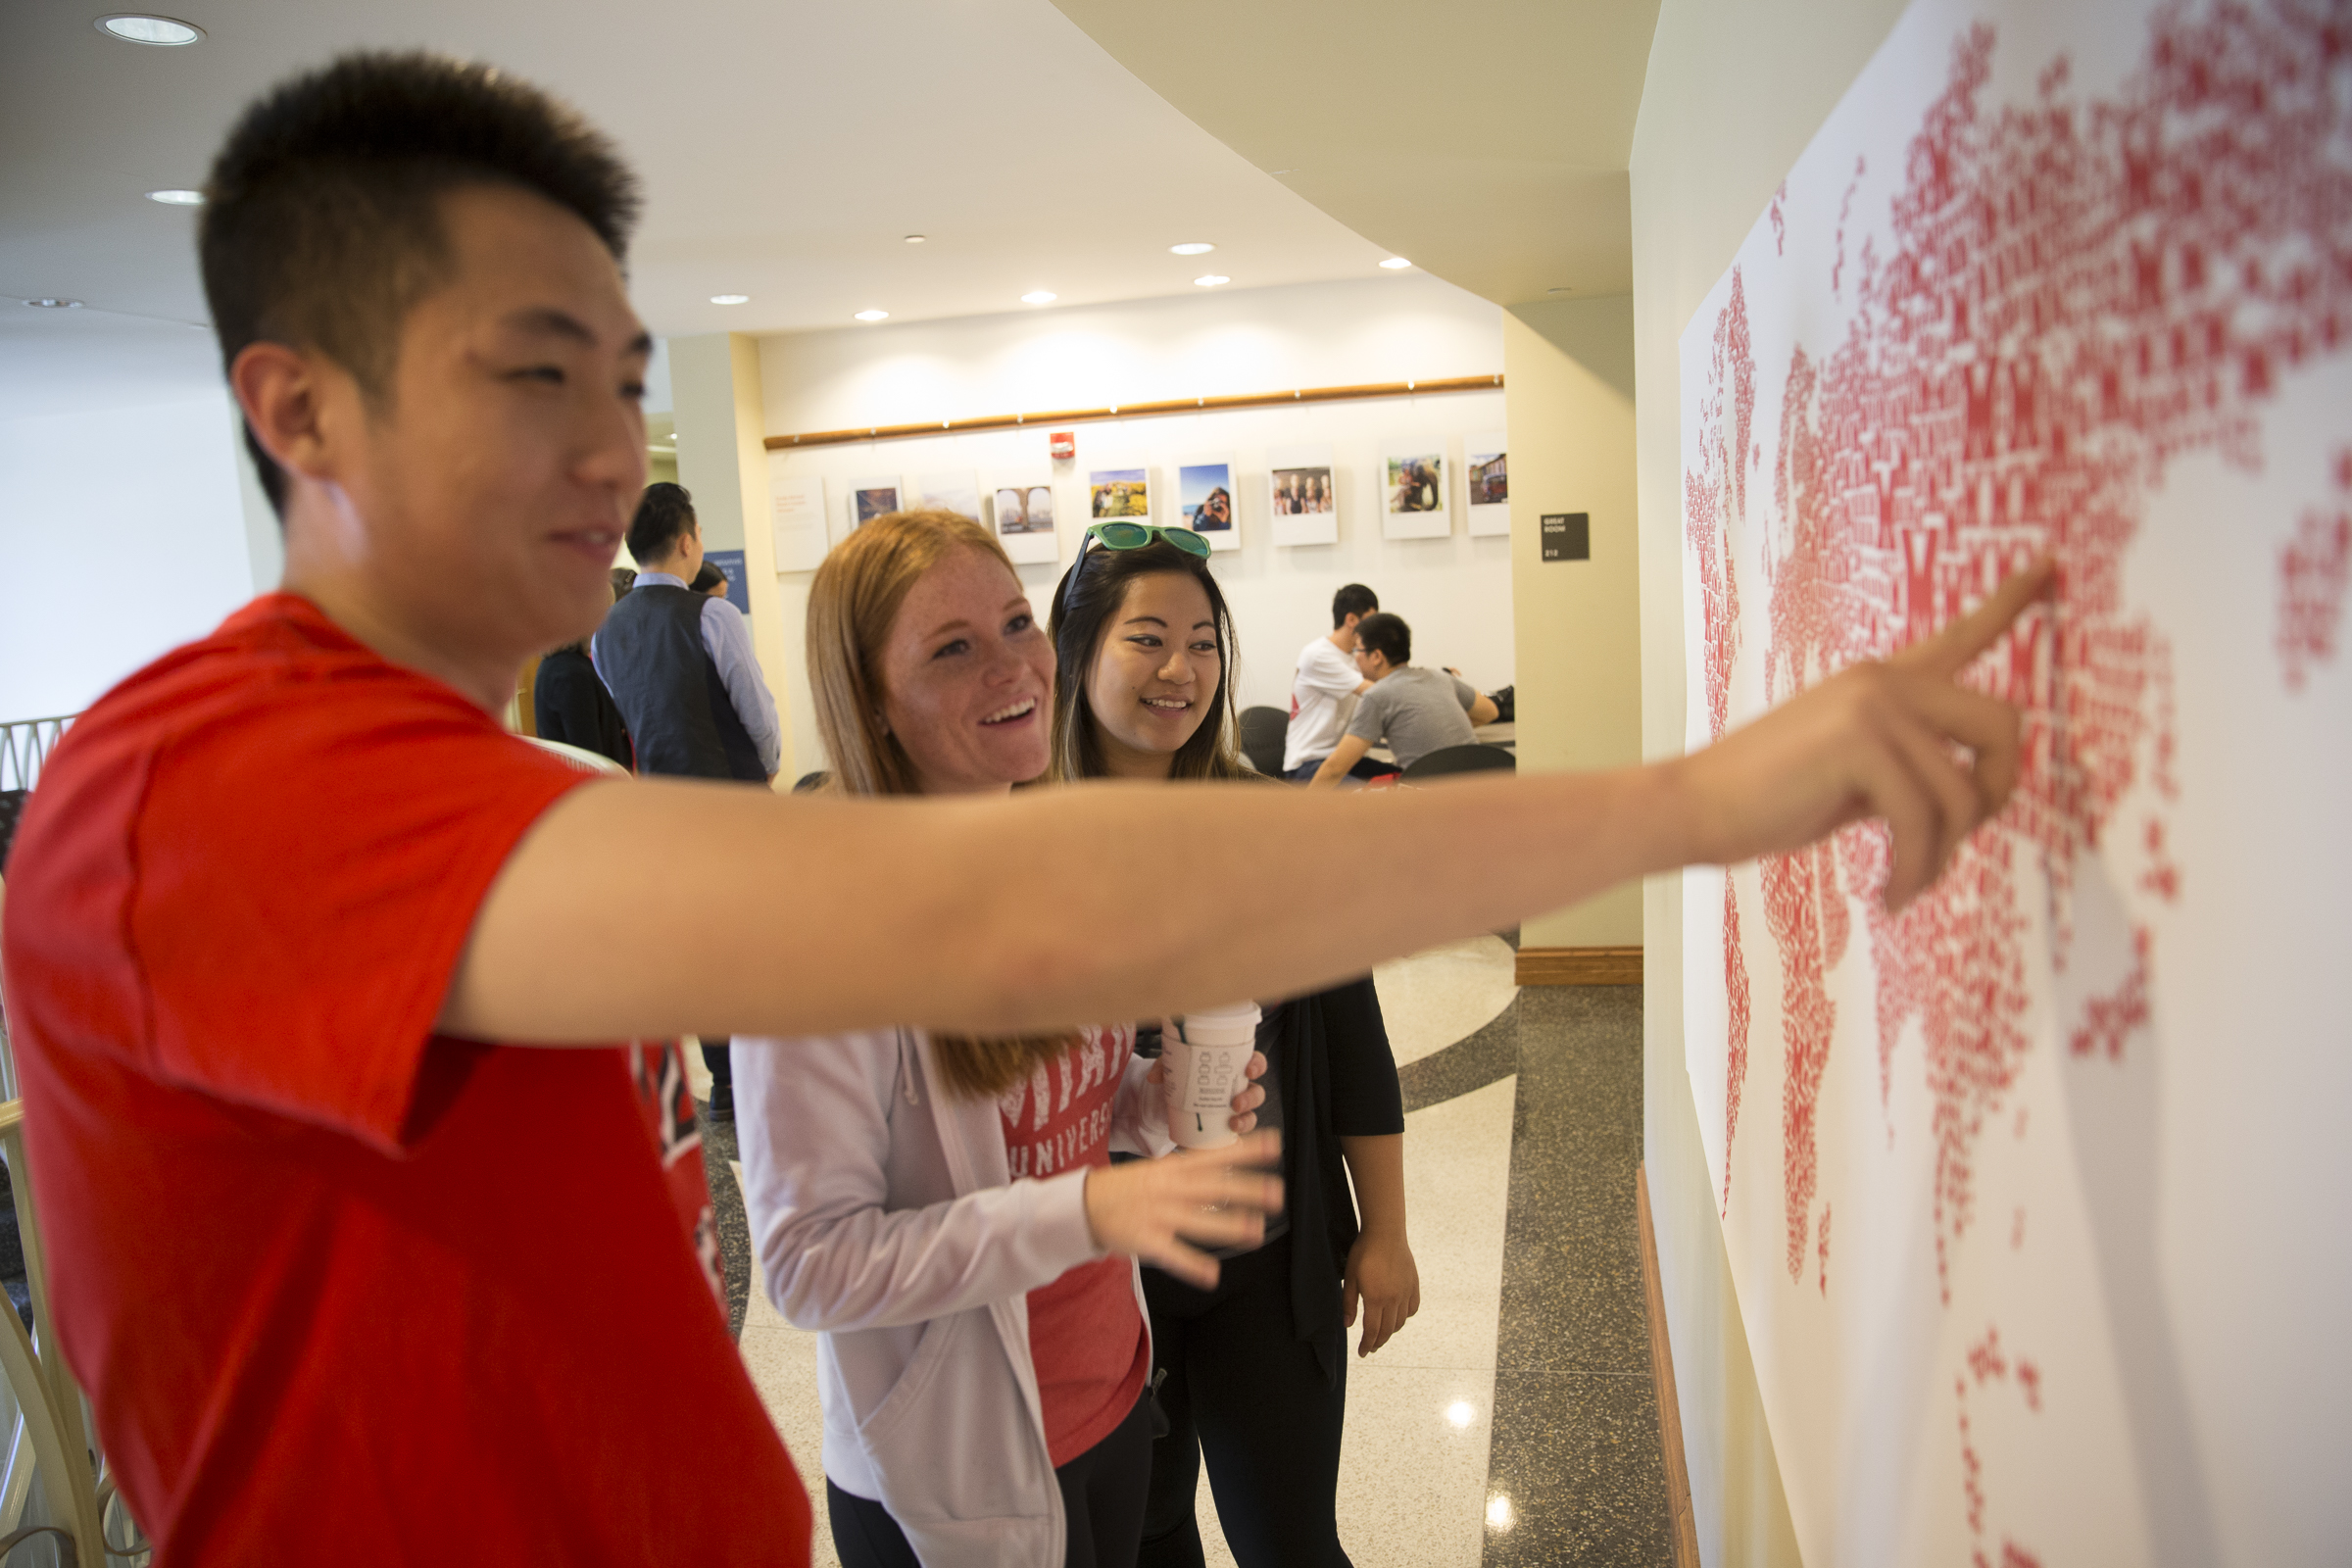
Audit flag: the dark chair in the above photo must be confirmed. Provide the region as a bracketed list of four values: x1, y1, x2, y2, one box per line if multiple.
[1402, 743, 1516, 783]
[1237, 706, 1290, 777]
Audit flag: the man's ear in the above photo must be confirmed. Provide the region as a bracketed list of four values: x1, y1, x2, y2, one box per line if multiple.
[230, 341, 349, 495]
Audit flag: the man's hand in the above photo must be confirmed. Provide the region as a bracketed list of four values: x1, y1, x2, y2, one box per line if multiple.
[1343, 1229, 1421, 1356]
[1083, 1132, 1284, 1290]
[1671, 558, 2054, 909]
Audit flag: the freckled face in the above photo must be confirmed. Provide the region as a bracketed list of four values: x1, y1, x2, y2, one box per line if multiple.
[1084, 571, 1222, 767]
[876, 546, 1055, 795]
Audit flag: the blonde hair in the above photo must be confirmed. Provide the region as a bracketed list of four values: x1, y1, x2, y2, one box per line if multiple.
[804, 508, 1077, 1098]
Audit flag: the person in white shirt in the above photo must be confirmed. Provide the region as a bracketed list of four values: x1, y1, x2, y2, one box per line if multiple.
[1282, 584, 1382, 781]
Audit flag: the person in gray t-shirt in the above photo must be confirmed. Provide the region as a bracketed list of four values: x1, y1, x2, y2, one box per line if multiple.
[1308, 612, 1499, 784]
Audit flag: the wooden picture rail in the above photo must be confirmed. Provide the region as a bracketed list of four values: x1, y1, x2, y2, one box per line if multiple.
[762, 373, 1505, 451]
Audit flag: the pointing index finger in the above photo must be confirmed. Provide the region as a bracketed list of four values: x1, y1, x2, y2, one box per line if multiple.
[1896, 556, 2056, 679]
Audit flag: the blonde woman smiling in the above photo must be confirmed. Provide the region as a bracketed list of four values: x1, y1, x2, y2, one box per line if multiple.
[733, 511, 1275, 1568]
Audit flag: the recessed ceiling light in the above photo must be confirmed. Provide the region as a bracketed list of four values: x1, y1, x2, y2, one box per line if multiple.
[1169, 242, 1215, 256]
[1379, 257, 1412, 270]
[145, 188, 205, 206]
[1020, 290, 1057, 305]
[854, 310, 890, 321]
[1193, 274, 1230, 287]
[23, 298, 83, 309]
[710, 293, 750, 306]
[904, 234, 927, 244]
[96, 14, 204, 45]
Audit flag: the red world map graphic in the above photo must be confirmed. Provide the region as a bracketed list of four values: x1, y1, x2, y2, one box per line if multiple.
[1687, 0, 2352, 1305]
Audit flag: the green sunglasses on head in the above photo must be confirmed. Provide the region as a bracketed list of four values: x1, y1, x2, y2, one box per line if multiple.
[1083, 520, 1211, 559]
[1059, 520, 1213, 620]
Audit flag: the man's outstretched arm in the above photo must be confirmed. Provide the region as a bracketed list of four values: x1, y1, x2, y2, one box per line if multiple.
[443, 563, 2051, 1046]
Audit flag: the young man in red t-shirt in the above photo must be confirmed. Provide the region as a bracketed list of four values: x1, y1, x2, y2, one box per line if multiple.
[0, 49, 2047, 1568]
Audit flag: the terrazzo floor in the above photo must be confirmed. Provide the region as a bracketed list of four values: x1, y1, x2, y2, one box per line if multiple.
[694, 940, 1671, 1566]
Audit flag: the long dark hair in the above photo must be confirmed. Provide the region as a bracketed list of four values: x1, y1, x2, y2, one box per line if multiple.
[1047, 539, 1249, 782]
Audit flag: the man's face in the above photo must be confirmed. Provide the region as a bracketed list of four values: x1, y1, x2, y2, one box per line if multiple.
[330, 183, 650, 663]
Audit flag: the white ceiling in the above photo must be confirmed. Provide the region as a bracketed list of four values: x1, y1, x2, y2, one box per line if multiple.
[1050, 0, 1663, 308]
[0, 0, 1423, 421]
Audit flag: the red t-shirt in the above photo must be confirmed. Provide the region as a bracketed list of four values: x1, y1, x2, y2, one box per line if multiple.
[997, 1026, 1150, 1466]
[0, 596, 810, 1564]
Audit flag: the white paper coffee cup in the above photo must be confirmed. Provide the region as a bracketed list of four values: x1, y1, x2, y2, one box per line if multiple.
[1164, 1003, 1261, 1150]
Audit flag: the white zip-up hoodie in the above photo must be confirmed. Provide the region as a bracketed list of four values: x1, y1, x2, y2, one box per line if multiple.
[733, 1025, 1168, 1567]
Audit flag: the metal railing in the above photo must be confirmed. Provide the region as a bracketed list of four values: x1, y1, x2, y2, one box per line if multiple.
[0, 883, 145, 1564]
[0, 720, 74, 797]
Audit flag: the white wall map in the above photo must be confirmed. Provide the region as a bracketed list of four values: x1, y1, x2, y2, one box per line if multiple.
[1679, 1, 2352, 1564]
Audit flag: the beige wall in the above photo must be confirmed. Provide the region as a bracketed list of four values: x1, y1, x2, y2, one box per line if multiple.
[757, 278, 1512, 783]
[1630, 0, 1909, 1562]
[1504, 295, 1642, 949]
[670, 331, 798, 782]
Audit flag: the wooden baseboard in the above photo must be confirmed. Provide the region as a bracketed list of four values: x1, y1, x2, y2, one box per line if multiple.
[1514, 946, 1642, 986]
[1638, 1163, 1702, 1568]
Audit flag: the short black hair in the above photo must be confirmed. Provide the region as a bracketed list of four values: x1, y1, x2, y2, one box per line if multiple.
[627, 483, 697, 563]
[688, 560, 726, 594]
[1355, 612, 1411, 665]
[201, 52, 641, 514]
[1332, 583, 1379, 627]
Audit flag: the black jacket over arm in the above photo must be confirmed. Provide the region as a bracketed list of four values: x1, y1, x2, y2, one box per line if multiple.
[1260, 975, 1405, 1385]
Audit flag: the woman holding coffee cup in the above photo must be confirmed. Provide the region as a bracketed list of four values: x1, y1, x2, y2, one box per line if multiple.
[733, 511, 1276, 1568]
[1049, 522, 1420, 1568]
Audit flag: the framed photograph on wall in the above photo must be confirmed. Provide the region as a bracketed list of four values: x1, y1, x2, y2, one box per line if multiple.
[1465, 431, 1509, 537]
[841, 475, 905, 541]
[1175, 456, 1239, 552]
[1266, 444, 1339, 548]
[986, 473, 1061, 565]
[915, 470, 982, 522]
[1379, 439, 1449, 539]
[1087, 466, 1152, 522]
[768, 467, 828, 572]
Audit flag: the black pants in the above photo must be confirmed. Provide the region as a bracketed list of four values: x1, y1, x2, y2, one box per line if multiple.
[828, 1390, 1153, 1568]
[702, 1038, 732, 1091]
[1140, 1234, 1352, 1568]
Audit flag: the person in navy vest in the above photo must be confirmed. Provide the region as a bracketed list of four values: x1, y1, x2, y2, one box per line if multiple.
[595, 481, 782, 1119]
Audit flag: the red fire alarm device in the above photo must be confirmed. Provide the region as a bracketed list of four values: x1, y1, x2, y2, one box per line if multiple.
[1049, 430, 1075, 461]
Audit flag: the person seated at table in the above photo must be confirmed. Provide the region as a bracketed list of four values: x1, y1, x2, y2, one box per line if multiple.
[1306, 612, 1497, 786]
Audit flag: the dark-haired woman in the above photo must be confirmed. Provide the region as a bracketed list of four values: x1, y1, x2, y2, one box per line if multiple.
[1048, 523, 1421, 1568]
[734, 510, 1278, 1568]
